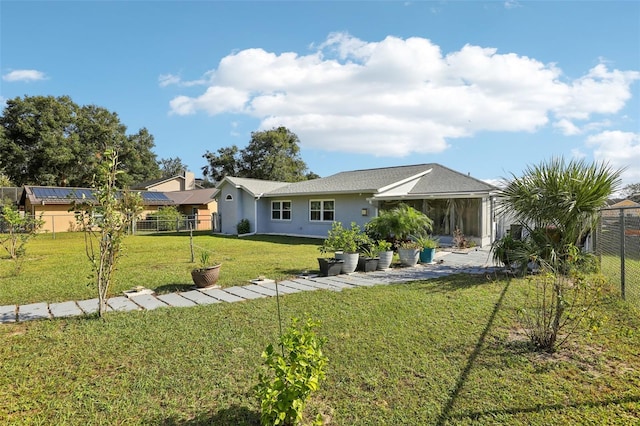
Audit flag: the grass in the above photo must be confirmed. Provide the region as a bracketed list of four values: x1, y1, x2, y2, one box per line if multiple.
[600, 254, 640, 305]
[1, 274, 639, 425]
[1, 232, 639, 424]
[0, 231, 324, 305]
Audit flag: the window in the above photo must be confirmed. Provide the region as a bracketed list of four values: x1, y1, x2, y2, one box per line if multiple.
[225, 194, 233, 201]
[310, 200, 334, 221]
[271, 201, 291, 220]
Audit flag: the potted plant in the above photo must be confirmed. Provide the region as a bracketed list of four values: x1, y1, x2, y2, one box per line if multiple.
[373, 239, 394, 270]
[396, 240, 422, 267]
[317, 244, 344, 277]
[366, 203, 433, 244]
[357, 246, 379, 273]
[321, 221, 370, 274]
[415, 235, 439, 264]
[191, 250, 222, 288]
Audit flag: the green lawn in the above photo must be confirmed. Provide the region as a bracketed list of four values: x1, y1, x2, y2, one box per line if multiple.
[0, 232, 324, 305]
[1, 233, 639, 424]
[1, 274, 638, 425]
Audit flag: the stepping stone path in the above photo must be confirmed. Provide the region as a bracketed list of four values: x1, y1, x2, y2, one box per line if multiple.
[0, 250, 500, 324]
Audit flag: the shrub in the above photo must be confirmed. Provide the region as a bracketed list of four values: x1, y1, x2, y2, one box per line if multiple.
[256, 317, 328, 425]
[0, 205, 44, 274]
[320, 221, 370, 254]
[237, 218, 250, 234]
[147, 206, 183, 231]
[366, 203, 433, 242]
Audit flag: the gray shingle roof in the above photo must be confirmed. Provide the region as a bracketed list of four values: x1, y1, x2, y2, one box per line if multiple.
[408, 164, 497, 195]
[222, 176, 290, 197]
[266, 164, 433, 196]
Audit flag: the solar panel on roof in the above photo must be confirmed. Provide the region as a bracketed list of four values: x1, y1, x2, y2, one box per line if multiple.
[141, 192, 171, 201]
[32, 187, 96, 201]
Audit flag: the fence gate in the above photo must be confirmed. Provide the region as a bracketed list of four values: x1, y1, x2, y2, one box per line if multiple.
[595, 206, 640, 305]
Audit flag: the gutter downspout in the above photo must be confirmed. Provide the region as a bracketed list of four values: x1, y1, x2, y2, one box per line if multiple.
[251, 192, 264, 236]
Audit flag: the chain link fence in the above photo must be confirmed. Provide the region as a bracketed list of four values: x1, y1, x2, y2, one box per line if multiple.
[594, 206, 640, 305]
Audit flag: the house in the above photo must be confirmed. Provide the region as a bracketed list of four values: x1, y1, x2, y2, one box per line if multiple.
[19, 185, 218, 233]
[20, 185, 176, 233]
[132, 171, 199, 192]
[163, 188, 219, 231]
[214, 164, 499, 247]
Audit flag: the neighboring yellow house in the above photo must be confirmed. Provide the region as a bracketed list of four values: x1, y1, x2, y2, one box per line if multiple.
[603, 199, 640, 217]
[19, 185, 217, 233]
[132, 171, 198, 192]
[163, 188, 218, 231]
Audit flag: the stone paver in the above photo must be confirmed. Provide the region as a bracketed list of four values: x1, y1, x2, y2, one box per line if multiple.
[1, 248, 501, 324]
[18, 303, 50, 322]
[156, 293, 198, 308]
[259, 282, 301, 294]
[49, 301, 83, 318]
[77, 298, 100, 314]
[180, 290, 221, 305]
[223, 286, 266, 300]
[244, 284, 278, 297]
[130, 294, 168, 311]
[312, 276, 359, 290]
[0, 305, 16, 323]
[278, 280, 319, 291]
[202, 288, 246, 303]
[107, 296, 140, 312]
[290, 279, 336, 291]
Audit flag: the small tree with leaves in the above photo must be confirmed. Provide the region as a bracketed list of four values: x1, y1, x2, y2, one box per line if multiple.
[74, 150, 142, 317]
[0, 205, 44, 274]
[256, 317, 328, 425]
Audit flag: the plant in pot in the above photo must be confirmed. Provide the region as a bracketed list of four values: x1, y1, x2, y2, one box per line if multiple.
[414, 235, 439, 264]
[366, 203, 433, 244]
[322, 221, 370, 274]
[191, 250, 222, 288]
[396, 240, 423, 267]
[367, 203, 433, 267]
[317, 244, 344, 277]
[357, 246, 379, 273]
[372, 239, 394, 270]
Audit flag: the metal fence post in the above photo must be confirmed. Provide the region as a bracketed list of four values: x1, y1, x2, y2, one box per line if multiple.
[620, 208, 626, 300]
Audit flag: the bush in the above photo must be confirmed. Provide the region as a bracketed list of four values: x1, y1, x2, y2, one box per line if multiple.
[147, 206, 183, 231]
[256, 317, 328, 425]
[236, 218, 250, 234]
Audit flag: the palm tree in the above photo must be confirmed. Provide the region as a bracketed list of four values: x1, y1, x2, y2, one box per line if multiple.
[366, 203, 433, 242]
[497, 157, 622, 262]
[496, 158, 622, 351]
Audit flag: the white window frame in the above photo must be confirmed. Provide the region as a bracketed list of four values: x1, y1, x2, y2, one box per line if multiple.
[271, 200, 292, 221]
[309, 199, 335, 222]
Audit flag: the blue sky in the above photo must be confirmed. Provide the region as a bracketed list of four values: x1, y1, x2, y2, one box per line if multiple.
[2, 1, 639, 187]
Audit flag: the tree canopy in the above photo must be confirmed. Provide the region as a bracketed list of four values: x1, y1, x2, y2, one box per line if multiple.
[0, 95, 161, 187]
[621, 182, 640, 203]
[159, 156, 188, 178]
[202, 127, 317, 182]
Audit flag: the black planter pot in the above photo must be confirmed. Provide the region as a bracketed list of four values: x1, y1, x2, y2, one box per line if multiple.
[357, 257, 379, 272]
[318, 257, 344, 277]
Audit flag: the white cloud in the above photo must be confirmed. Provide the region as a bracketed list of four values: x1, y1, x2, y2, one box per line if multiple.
[167, 33, 639, 156]
[586, 130, 640, 183]
[2, 69, 47, 82]
[554, 119, 581, 136]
